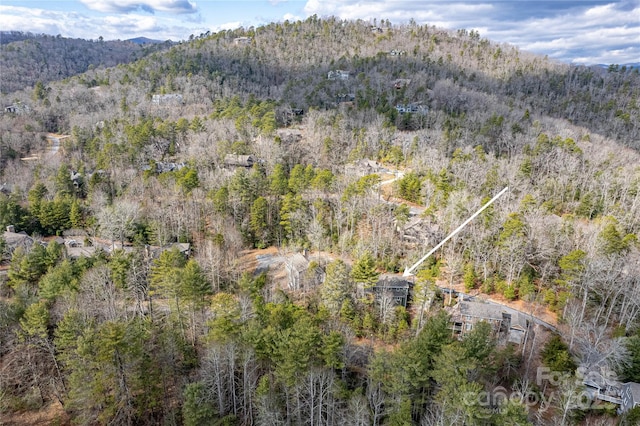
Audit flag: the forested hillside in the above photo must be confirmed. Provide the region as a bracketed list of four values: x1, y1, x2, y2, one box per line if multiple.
[1, 17, 639, 425]
[0, 32, 173, 94]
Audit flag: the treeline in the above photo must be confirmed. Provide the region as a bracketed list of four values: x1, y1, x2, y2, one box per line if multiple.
[2, 241, 638, 424]
[0, 239, 538, 425]
[101, 16, 640, 150]
[3, 18, 638, 149]
[0, 32, 173, 94]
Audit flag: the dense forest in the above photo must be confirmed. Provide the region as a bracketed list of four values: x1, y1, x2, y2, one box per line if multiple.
[1, 17, 639, 425]
[0, 31, 173, 94]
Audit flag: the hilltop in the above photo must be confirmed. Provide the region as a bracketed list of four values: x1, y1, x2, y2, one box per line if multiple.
[0, 32, 173, 94]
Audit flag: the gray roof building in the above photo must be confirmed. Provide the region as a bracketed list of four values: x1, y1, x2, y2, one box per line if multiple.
[3, 229, 35, 253]
[152, 93, 183, 105]
[142, 162, 186, 173]
[368, 275, 411, 307]
[344, 159, 383, 177]
[449, 300, 530, 344]
[4, 102, 29, 114]
[234, 37, 252, 45]
[224, 154, 260, 168]
[327, 70, 350, 80]
[620, 382, 640, 413]
[285, 252, 310, 291]
[506, 312, 530, 344]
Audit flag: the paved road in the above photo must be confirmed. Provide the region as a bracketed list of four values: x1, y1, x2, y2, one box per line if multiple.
[20, 133, 64, 161]
[376, 169, 404, 187]
[46, 134, 62, 157]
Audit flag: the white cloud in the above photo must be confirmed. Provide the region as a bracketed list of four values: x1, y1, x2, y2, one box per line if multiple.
[301, 0, 640, 64]
[210, 21, 244, 32]
[1, 6, 88, 37]
[304, 0, 491, 23]
[0, 5, 202, 40]
[103, 14, 160, 32]
[483, 3, 640, 64]
[282, 13, 302, 22]
[79, 0, 197, 14]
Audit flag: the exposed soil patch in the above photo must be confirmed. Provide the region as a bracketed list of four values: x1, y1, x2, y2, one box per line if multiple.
[0, 400, 70, 426]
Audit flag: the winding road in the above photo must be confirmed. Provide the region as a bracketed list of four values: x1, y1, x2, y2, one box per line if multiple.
[20, 133, 66, 161]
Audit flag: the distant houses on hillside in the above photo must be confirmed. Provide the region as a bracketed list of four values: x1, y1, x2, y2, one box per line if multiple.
[224, 154, 262, 168]
[2, 225, 191, 262]
[328, 70, 350, 80]
[3, 226, 36, 254]
[395, 103, 428, 114]
[336, 93, 356, 104]
[3, 102, 30, 114]
[151, 93, 183, 105]
[344, 159, 384, 176]
[276, 128, 303, 145]
[142, 161, 186, 173]
[233, 37, 252, 45]
[370, 26, 389, 34]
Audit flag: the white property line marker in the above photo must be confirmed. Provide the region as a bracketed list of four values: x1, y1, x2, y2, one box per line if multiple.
[403, 186, 509, 277]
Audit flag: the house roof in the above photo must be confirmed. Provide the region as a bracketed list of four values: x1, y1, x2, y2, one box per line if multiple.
[65, 245, 98, 259]
[145, 243, 191, 259]
[3, 231, 34, 249]
[173, 243, 190, 255]
[347, 159, 380, 170]
[287, 253, 309, 273]
[152, 93, 182, 99]
[582, 368, 620, 390]
[624, 382, 640, 403]
[224, 154, 258, 167]
[62, 229, 88, 237]
[509, 312, 530, 330]
[4, 103, 30, 113]
[158, 162, 186, 172]
[368, 275, 410, 305]
[276, 129, 303, 140]
[377, 274, 410, 290]
[328, 70, 350, 79]
[457, 301, 504, 321]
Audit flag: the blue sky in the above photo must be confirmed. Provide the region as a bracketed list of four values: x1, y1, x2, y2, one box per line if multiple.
[1, 0, 638, 65]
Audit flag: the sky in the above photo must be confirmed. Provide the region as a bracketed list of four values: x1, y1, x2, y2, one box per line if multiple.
[1, 0, 638, 65]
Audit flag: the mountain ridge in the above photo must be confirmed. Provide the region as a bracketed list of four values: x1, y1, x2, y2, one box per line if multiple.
[0, 32, 173, 94]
